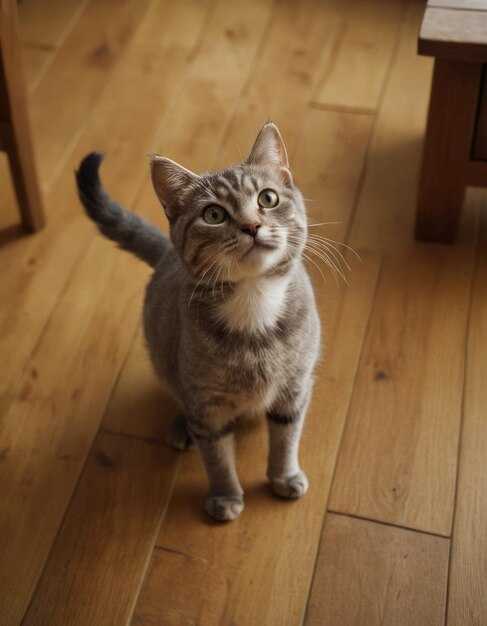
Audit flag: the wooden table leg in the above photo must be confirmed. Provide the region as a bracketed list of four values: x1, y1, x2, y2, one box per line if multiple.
[0, 0, 45, 232]
[416, 59, 482, 243]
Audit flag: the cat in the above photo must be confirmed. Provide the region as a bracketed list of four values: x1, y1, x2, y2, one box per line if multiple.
[76, 122, 321, 522]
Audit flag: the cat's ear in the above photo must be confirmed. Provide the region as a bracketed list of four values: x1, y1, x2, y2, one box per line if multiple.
[150, 156, 200, 219]
[247, 122, 292, 186]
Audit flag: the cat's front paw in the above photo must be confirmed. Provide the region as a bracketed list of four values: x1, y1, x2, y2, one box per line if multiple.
[205, 495, 244, 522]
[269, 470, 309, 499]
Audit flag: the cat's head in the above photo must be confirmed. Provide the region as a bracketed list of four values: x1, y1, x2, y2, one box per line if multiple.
[150, 122, 307, 283]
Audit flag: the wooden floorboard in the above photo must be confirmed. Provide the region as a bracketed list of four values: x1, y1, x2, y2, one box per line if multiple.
[1, 0, 485, 623]
[23, 432, 177, 626]
[447, 206, 487, 625]
[328, 239, 475, 535]
[19, 0, 87, 49]
[327, 0, 476, 537]
[314, 0, 405, 111]
[305, 513, 449, 626]
[0, 42, 189, 422]
[28, 0, 151, 188]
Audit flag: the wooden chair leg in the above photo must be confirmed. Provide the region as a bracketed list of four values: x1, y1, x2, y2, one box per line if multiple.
[416, 59, 482, 243]
[3, 123, 45, 232]
[0, 0, 45, 232]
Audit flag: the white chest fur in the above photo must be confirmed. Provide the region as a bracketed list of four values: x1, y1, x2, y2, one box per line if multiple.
[216, 275, 290, 334]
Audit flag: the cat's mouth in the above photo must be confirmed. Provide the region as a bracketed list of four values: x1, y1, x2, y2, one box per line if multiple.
[241, 240, 278, 259]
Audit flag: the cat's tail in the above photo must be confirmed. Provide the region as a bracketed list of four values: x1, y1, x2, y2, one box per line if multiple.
[76, 152, 168, 267]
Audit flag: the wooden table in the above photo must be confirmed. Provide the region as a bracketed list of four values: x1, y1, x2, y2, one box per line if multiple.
[416, 0, 487, 243]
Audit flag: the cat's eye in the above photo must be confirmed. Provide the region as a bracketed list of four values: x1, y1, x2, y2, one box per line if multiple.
[202, 205, 227, 225]
[258, 189, 279, 209]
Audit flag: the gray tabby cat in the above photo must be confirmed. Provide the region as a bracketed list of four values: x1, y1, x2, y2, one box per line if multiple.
[76, 123, 320, 522]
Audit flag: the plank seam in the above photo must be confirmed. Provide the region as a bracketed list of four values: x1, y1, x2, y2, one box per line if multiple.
[327, 509, 450, 541]
[42, 0, 155, 191]
[310, 102, 375, 116]
[25, 0, 91, 94]
[342, 0, 408, 246]
[125, 454, 182, 623]
[310, 14, 348, 106]
[154, 545, 209, 566]
[6, 228, 98, 409]
[100, 426, 165, 446]
[21, 424, 107, 620]
[443, 208, 482, 626]
[207, 0, 279, 172]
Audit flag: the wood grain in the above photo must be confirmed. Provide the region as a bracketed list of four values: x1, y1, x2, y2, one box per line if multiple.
[214, 0, 345, 170]
[18, 0, 87, 92]
[23, 432, 178, 626]
[18, 0, 88, 49]
[21, 45, 54, 94]
[149, 0, 275, 174]
[419, 8, 487, 61]
[28, 0, 151, 187]
[133, 0, 212, 49]
[328, 1, 476, 536]
[133, 549, 213, 626]
[305, 514, 449, 626]
[102, 327, 180, 441]
[314, 0, 404, 112]
[0, 43, 188, 427]
[447, 210, 487, 625]
[329, 241, 475, 536]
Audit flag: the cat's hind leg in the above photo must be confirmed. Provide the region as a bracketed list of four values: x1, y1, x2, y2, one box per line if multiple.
[165, 413, 194, 451]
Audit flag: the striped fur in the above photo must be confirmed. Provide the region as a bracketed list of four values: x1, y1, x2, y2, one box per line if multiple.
[76, 152, 169, 267]
[78, 123, 321, 522]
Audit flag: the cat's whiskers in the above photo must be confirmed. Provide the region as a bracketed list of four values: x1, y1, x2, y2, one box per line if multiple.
[188, 248, 224, 310]
[307, 234, 351, 271]
[194, 249, 228, 313]
[308, 243, 347, 284]
[304, 238, 348, 281]
[287, 228, 352, 279]
[207, 261, 223, 302]
[302, 250, 328, 283]
[317, 235, 362, 263]
[286, 234, 343, 284]
[307, 224, 362, 262]
[286, 237, 327, 283]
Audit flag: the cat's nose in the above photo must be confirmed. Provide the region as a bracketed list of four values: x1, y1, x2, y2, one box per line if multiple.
[241, 223, 261, 238]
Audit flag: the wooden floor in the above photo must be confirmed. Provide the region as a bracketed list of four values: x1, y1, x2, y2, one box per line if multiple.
[1, 0, 486, 623]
